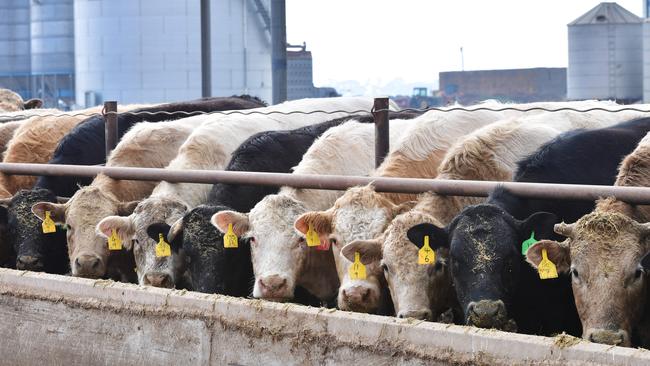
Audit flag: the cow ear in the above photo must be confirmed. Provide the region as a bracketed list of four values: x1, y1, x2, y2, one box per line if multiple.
[406, 223, 448, 250]
[517, 212, 558, 241]
[23, 98, 43, 109]
[32, 202, 66, 224]
[117, 200, 140, 216]
[525, 239, 571, 273]
[147, 223, 181, 252]
[167, 217, 184, 245]
[294, 210, 332, 237]
[96, 215, 136, 250]
[211, 210, 249, 236]
[341, 238, 383, 265]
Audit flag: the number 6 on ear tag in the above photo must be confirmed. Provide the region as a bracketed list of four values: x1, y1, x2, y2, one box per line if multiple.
[418, 235, 435, 265]
[224, 223, 238, 249]
[349, 252, 366, 280]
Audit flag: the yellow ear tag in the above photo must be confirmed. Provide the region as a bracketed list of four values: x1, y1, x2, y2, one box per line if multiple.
[108, 228, 122, 250]
[538, 248, 558, 280]
[349, 252, 367, 280]
[42, 211, 56, 234]
[155, 233, 171, 258]
[418, 235, 435, 265]
[224, 223, 238, 249]
[305, 223, 320, 247]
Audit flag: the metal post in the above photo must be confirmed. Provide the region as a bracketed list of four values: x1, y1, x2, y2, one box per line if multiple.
[103, 101, 118, 158]
[201, 0, 212, 98]
[373, 97, 390, 168]
[271, 0, 287, 104]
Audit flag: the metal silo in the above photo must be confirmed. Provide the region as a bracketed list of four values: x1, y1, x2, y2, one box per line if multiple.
[567, 2, 643, 102]
[0, 0, 32, 98]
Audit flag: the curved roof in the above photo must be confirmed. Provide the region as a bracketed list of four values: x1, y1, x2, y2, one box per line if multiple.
[569, 2, 641, 26]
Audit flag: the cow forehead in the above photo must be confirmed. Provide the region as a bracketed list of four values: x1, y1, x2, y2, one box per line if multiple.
[133, 198, 187, 229]
[249, 195, 306, 237]
[68, 189, 119, 227]
[333, 205, 388, 241]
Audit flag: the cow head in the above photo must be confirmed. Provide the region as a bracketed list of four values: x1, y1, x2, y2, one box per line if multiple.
[294, 185, 410, 313]
[527, 210, 650, 347]
[10, 189, 67, 273]
[97, 196, 189, 288]
[167, 205, 253, 295]
[343, 209, 454, 321]
[32, 186, 138, 278]
[212, 194, 311, 301]
[408, 204, 556, 331]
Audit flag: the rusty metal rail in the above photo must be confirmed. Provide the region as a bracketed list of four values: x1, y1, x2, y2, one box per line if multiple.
[3, 162, 650, 204]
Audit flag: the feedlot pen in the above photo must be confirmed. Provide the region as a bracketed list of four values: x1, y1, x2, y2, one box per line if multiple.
[3, 100, 650, 365]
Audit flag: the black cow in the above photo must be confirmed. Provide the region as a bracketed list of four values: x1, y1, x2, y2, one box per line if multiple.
[0, 189, 69, 274]
[407, 117, 650, 336]
[35, 95, 267, 197]
[149, 111, 420, 302]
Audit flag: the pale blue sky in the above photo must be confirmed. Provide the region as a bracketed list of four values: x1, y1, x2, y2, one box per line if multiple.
[287, 0, 642, 91]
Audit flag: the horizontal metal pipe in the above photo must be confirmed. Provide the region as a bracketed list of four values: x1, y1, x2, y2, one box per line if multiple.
[2, 162, 650, 203]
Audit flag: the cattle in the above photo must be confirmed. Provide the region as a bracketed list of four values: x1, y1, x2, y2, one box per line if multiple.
[0, 105, 150, 198]
[35, 96, 267, 197]
[162, 113, 413, 296]
[527, 129, 650, 347]
[0, 121, 23, 157]
[96, 97, 388, 288]
[405, 117, 650, 339]
[211, 117, 413, 303]
[293, 107, 513, 314]
[341, 104, 646, 321]
[0, 88, 42, 112]
[31, 116, 209, 281]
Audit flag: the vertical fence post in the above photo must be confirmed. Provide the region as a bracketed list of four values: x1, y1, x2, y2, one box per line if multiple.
[104, 101, 118, 159]
[200, 0, 212, 98]
[373, 97, 390, 168]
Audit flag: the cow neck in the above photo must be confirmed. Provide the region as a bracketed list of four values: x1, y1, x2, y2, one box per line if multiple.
[297, 246, 339, 301]
[92, 173, 154, 203]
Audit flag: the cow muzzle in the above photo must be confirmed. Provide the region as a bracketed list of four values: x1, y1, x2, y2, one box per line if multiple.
[143, 271, 174, 288]
[466, 300, 517, 331]
[397, 308, 433, 320]
[585, 328, 629, 346]
[339, 285, 378, 313]
[73, 254, 105, 278]
[16, 255, 44, 271]
[257, 274, 292, 301]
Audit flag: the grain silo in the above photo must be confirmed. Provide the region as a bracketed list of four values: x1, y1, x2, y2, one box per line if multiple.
[74, 0, 272, 106]
[0, 0, 33, 98]
[567, 2, 643, 102]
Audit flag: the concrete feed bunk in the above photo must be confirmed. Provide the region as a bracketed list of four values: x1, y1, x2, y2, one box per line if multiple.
[0, 268, 648, 365]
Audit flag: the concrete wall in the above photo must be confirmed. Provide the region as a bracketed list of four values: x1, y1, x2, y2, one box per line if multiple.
[0, 268, 648, 365]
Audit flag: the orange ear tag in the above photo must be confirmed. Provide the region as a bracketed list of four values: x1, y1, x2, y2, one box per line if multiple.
[155, 233, 171, 258]
[418, 235, 435, 265]
[305, 223, 320, 247]
[223, 223, 238, 249]
[348, 252, 367, 280]
[42, 211, 56, 234]
[538, 248, 558, 280]
[108, 228, 122, 250]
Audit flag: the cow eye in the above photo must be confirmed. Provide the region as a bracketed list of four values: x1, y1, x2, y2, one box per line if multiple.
[329, 238, 337, 246]
[297, 236, 305, 243]
[250, 237, 257, 244]
[635, 267, 645, 280]
[571, 267, 579, 280]
[380, 262, 389, 273]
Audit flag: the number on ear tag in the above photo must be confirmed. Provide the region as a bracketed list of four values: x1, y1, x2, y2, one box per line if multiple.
[155, 233, 171, 258]
[538, 248, 558, 280]
[418, 235, 435, 265]
[349, 252, 367, 280]
[305, 223, 320, 247]
[521, 231, 537, 255]
[108, 228, 122, 250]
[224, 223, 238, 248]
[42, 211, 56, 234]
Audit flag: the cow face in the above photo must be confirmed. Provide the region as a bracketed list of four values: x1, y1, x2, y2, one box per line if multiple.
[527, 211, 650, 347]
[10, 189, 67, 273]
[212, 194, 309, 301]
[33, 186, 138, 279]
[97, 197, 188, 288]
[294, 186, 407, 313]
[409, 204, 556, 331]
[169, 205, 252, 295]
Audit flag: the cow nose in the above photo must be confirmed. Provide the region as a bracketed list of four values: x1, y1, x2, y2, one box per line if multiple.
[587, 328, 628, 346]
[16, 255, 44, 271]
[258, 275, 290, 300]
[73, 254, 103, 278]
[144, 272, 174, 288]
[342, 286, 371, 304]
[397, 309, 432, 320]
[467, 300, 508, 329]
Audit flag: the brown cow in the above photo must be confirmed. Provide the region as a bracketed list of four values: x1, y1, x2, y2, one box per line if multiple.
[0, 88, 42, 112]
[527, 132, 650, 347]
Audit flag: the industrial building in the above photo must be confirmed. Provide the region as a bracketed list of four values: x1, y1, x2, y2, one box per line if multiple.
[286, 43, 339, 100]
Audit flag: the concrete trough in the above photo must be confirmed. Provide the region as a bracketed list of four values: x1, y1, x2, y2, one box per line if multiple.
[0, 268, 648, 366]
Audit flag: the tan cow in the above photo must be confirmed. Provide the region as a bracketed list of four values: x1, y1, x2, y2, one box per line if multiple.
[0, 88, 42, 112]
[0, 121, 23, 159]
[31, 117, 207, 281]
[342, 103, 647, 321]
[211, 118, 412, 303]
[527, 132, 650, 347]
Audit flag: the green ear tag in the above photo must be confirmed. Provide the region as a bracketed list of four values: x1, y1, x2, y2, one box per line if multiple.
[521, 231, 537, 255]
